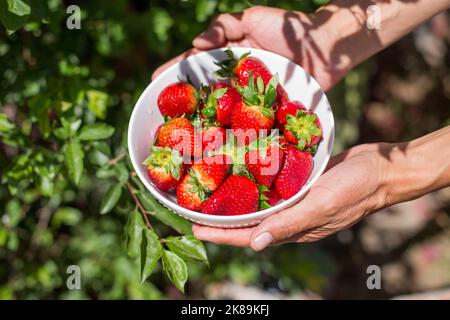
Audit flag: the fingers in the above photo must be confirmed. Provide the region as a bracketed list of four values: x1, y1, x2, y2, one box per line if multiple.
[192, 223, 255, 247]
[153, 12, 246, 80]
[249, 202, 318, 251]
[193, 13, 244, 50]
[151, 48, 201, 81]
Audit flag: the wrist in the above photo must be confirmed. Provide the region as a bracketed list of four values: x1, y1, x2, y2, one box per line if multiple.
[313, 0, 450, 87]
[309, 1, 379, 88]
[381, 127, 450, 207]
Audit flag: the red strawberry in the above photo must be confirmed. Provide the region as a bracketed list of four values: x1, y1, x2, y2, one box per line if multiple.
[176, 174, 205, 211]
[245, 142, 284, 188]
[156, 117, 201, 157]
[201, 175, 259, 216]
[201, 83, 241, 127]
[275, 85, 289, 106]
[201, 125, 227, 153]
[157, 81, 199, 117]
[276, 100, 306, 130]
[275, 146, 313, 200]
[265, 186, 282, 206]
[190, 154, 230, 192]
[231, 102, 274, 132]
[143, 146, 184, 192]
[279, 136, 288, 147]
[176, 155, 230, 211]
[215, 49, 288, 105]
[231, 73, 279, 145]
[284, 110, 322, 149]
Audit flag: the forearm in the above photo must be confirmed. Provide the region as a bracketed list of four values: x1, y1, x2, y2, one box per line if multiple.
[310, 0, 450, 86]
[381, 126, 450, 206]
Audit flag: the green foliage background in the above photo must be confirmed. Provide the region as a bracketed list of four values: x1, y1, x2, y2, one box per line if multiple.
[1, 0, 448, 299]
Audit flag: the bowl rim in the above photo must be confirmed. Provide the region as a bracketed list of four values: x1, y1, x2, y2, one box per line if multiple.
[128, 47, 335, 223]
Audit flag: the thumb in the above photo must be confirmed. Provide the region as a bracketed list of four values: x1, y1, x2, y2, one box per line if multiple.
[192, 13, 244, 49]
[249, 201, 316, 251]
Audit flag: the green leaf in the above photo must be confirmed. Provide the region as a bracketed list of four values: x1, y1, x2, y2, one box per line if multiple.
[5, 199, 21, 227]
[65, 139, 84, 185]
[313, 0, 331, 5]
[0, 229, 8, 247]
[150, 8, 173, 42]
[126, 209, 146, 258]
[63, 118, 82, 134]
[0, 0, 29, 34]
[88, 148, 110, 166]
[7, 0, 31, 16]
[34, 164, 56, 196]
[115, 163, 129, 183]
[28, 95, 51, 138]
[96, 166, 116, 179]
[0, 113, 14, 132]
[141, 229, 162, 284]
[165, 235, 209, 266]
[195, 0, 217, 22]
[138, 192, 192, 235]
[100, 184, 123, 214]
[86, 90, 109, 119]
[78, 123, 115, 141]
[162, 250, 188, 293]
[87, 142, 111, 167]
[52, 207, 82, 228]
[55, 118, 82, 140]
[6, 231, 18, 251]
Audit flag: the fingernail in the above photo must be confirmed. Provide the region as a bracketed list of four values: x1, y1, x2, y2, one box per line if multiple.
[195, 27, 218, 41]
[195, 30, 211, 41]
[197, 30, 208, 38]
[252, 232, 273, 251]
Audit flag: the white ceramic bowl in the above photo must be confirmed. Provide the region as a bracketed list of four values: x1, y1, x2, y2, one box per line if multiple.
[128, 47, 334, 228]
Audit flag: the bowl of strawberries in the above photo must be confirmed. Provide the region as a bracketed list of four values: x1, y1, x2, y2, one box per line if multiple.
[128, 48, 334, 228]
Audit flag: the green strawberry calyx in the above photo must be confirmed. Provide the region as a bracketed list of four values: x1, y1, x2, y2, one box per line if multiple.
[235, 71, 278, 119]
[143, 146, 183, 180]
[201, 87, 228, 120]
[285, 110, 322, 150]
[247, 130, 281, 153]
[212, 136, 246, 167]
[186, 169, 210, 201]
[258, 185, 271, 209]
[214, 48, 250, 79]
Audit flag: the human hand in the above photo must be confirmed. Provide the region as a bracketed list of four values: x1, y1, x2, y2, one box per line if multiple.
[192, 143, 390, 250]
[153, 1, 450, 90]
[193, 125, 450, 250]
[151, 6, 341, 90]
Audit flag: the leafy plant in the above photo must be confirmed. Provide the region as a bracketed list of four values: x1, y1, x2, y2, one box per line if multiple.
[0, 0, 335, 298]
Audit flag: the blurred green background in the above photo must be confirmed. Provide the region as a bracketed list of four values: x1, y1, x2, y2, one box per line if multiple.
[1, 0, 449, 299]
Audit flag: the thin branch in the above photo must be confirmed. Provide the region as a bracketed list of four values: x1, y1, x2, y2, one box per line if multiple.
[109, 151, 127, 165]
[126, 182, 153, 230]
